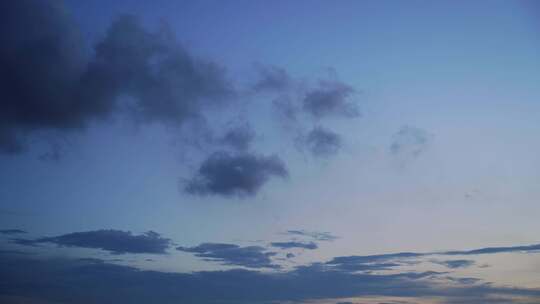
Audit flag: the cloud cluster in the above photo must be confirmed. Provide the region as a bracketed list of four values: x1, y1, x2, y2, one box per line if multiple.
[177, 242, 278, 269]
[184, 151, 288, 197]
[12, 229, 171, 254]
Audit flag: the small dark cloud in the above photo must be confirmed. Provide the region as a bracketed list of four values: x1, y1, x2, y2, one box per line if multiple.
[252, 64, 292, 92]
[12, 229, 171, 254]
[286, 253, 295, 258]
[442, 243, 540, 256]
[0, 229, 27, 235]
[325, 252, 424, 273]
[302, 126, 342, 157]
[177, 242, 279, 269]
[302, 81, 358, 119]
[271, 241, 318, 250]
[285, 230, 339, 241]
[184, 151, 288, 197]
[432, 259, 475, 269]
[390, 126, 431, 158]
[219, 123, 255, 151]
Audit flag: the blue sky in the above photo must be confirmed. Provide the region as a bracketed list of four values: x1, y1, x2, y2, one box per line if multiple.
[1, 1, 540, 303]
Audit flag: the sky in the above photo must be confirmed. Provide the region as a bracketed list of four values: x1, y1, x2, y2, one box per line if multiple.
[1, 0, 540, 303]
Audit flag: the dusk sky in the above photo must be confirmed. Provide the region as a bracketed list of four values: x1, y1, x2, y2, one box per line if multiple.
[1, 1, 540, 303]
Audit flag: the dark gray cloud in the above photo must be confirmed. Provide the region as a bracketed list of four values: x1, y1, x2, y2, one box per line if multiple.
[4, 255, 539, 304]
[432, 259, 475, 269]
[270, 241, 318, 250]
[3, 241, 540, 304]
[285, 230, 339, 241]
[442, 243, 540, 256]
[302, 81, 358, 119]
[302, 126, 342, 157]
[324, 242, 540, 273]
[219, 123, 255, 151]
[184, 151, 288, 197]
[252, 65, 292, 92]
[0, 2, 232, 155]
[0, 229, 27, 235]
[12, 229, 171, 254]
[177, 242, 279, 269]
[390, 126, 431, 158]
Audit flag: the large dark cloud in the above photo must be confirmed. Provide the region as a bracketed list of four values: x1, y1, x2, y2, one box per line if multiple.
[2, 254, 539, 304]
[302, 81, 358, 119]
[11, 229, 171, 254]
[0, 1, 232, 154]
[270, 241, 318, 250]
[184, 151, 288, 197]
[302, 126, 342, 157]
[177, 242, 279, 269]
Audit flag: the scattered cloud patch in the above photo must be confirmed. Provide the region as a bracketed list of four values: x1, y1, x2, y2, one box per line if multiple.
[177, 242, 279, 269]
[390, 126, 431, 159]
[432, 259, 475, 269]
[184, 151, 288, 197]
[302, 81, 358, 119]
[0, 229, 27, 235]
[442, 243, 540, 256]
[219, 123, 255, 151]
[302, 126, 342, 157]
[12, 229, 171, 254]
[270, 241, 318, 250]
[285, 230, 339, 241]
[252, 64, 292, 92]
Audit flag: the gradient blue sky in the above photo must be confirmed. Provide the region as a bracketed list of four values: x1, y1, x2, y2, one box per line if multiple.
[1, 1, 540, 303]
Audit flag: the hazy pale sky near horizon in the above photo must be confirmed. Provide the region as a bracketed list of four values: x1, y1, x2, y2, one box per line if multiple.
[1, 1, 540, 303]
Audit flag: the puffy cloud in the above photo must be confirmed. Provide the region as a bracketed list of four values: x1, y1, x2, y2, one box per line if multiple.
[302, 126, 342, 157]
[12, 229, 171, 254]
[302, 81, 358, 119]
[177, 242, 279, 269]
[184, 151, 288, 197]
